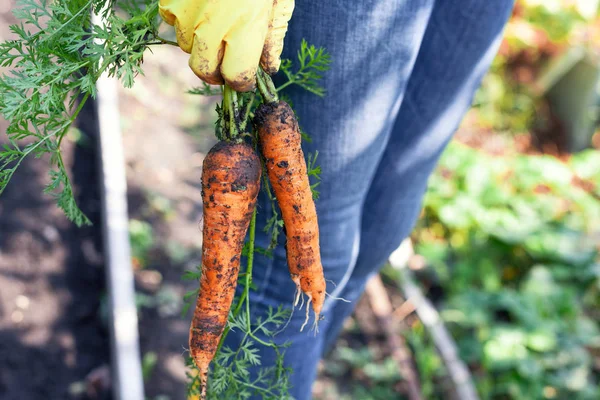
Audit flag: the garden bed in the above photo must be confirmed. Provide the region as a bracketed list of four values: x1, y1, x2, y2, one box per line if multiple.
[0, 7, 113, 399]
[0, 102, 111, 399]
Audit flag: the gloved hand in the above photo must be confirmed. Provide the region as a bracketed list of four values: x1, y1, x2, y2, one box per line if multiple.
[159, 0, 294, 92]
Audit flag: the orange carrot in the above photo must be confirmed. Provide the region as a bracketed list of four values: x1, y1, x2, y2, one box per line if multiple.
[255, 100, 326, 328]
[190, 141, 261, 398]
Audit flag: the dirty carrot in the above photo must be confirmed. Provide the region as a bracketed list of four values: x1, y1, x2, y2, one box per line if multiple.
[255, 100, 326, 329]
[190, 140, 261, 398]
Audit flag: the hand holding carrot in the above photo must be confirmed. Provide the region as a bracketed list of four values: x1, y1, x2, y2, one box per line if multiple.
[159, 0, 294, 91]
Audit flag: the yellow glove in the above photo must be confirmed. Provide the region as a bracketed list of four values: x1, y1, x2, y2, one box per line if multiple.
[159, 0, 294, 92]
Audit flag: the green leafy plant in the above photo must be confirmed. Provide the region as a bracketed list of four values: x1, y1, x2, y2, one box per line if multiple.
[0, 0, 166, 225]
[129, 218, 154, 266]
[278, 39, 331, 97]
[468, 0, 597, 135]
[409, 142, 600, 399]
[142, 351, 159, 381]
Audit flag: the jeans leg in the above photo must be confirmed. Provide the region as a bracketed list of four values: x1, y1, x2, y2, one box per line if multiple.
[222, 1, 435, 399]
[322, 0, 515, 353]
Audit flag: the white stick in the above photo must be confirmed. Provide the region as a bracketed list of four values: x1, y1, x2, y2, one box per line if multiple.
[93, 11, 145, 400]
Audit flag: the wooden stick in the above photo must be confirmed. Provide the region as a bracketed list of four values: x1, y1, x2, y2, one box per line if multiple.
[365, 274, 423, 400]
[388, 240, 479, 400]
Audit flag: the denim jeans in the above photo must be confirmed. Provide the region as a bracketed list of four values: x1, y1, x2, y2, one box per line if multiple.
[223, 1, 514, 398]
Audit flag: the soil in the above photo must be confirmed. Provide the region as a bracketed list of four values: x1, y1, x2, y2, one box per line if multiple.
[0, 6, 110, 400]
[0, 5, 113, 399]
[0, 100, 110, 400]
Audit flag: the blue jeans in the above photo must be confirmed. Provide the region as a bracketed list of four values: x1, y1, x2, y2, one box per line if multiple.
[224, 1, 514, 398]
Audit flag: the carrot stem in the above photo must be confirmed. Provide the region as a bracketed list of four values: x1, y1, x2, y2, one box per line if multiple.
[153, 36, 179, 46]
[275, 80, 293, 93]
[256, 68, 278, 104]
[240, 92, 255, 132]
[223, 85, 241, 139]
[231, 90, 240, 121]
[245, 208, 257, 332]
[222, 85, 231, 138]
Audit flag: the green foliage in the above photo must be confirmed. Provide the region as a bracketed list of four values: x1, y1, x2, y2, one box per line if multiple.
[129, 218, 154, 266]
[307, 151, 322, 200]
[188, 82, 222, 97]
[469, 0, 595, 134]
[0, 0, 163, 225]
[142, 351, 158, 381]
[406, 322, 447, 399]
[520, 2, 586, 42]
[471, 68, 536, 134]
[410, 142, 600, 399]
[204, 307, 292, 400]
[309, 341, 407, 400]
[278, 39, 331, 97]
[331, 346, 402, 382]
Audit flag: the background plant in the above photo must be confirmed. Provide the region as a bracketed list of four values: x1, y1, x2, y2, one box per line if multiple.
[0, 0, 167, 225]
[404, 141, 600, 399]
[469, 0, 599, 135]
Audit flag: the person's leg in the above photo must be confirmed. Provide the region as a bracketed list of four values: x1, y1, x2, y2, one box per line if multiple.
[321, 0, 515, 353]
[222, 1, 436, 399]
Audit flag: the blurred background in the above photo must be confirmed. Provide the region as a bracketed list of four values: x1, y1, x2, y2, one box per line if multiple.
[0, 1, 599, 399]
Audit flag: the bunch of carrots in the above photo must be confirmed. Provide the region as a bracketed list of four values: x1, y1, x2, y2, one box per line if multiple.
[189, 68, 326, 398]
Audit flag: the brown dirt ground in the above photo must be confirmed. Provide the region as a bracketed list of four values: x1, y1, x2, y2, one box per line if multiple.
[0, 5, 110, 399]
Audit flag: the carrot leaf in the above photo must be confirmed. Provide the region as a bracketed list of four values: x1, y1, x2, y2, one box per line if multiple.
[307, 151, 322, 200]
[278, 38, 331, 97]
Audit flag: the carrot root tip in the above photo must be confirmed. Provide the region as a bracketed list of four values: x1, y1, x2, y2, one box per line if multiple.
[198, 366, 209, 400]
[325, 291, 351, 303]
[299, 292, 306, 310]
[311, 317, 320, 336]
[326, 278, 338, 288]
[300, 297, 312, 332]
[293, 285, 301, 307]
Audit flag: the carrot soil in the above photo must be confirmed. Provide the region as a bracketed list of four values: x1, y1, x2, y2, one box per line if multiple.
[190, 141, 261, 398]
[255, 100, 326, 329]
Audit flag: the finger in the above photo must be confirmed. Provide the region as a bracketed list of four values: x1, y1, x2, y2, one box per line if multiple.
[159, 0, 208, 53]
[189, 22, 228, 86]
[220, 8, 271, 92]
[158, 0, 177, 26]
[261, 0, 295, 74]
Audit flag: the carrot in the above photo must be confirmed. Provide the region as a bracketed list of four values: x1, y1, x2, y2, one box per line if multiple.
[254, 100, 326, 329]
[190, 140, 261, 398]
